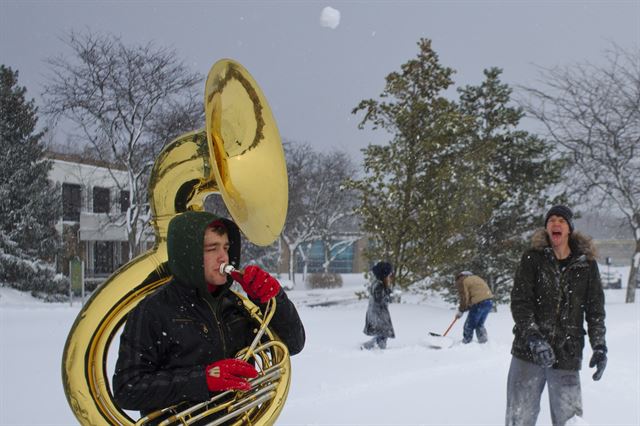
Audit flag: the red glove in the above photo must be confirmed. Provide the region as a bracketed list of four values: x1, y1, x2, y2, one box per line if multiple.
[205, 359, 257, 392]
[231, 265, 281, 303]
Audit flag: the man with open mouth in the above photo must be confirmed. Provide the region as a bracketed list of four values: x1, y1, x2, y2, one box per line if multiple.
[505, 205, 608, 426]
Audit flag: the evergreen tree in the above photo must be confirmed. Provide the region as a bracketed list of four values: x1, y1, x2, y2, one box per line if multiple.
[437, 68, 566, 303]
[350, 41, 565, 294]
[350, 39, 476, 287]
[0, 65, 65, 296]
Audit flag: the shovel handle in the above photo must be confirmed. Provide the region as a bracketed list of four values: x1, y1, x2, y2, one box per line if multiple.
[442, 316, 458, 337]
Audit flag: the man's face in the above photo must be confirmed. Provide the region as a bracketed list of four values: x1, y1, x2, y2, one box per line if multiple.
[546, 215, 570, 249]
[203, 227, 230, 286]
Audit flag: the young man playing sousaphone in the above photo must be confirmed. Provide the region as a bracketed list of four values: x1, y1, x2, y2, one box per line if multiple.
[113, 211, 305, 423]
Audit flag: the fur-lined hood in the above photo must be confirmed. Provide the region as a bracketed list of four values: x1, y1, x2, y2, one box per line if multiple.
[530, 228, 597, 261]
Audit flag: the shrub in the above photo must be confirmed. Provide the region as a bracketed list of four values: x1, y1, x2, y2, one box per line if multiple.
[1, 235, 69, 300]
[306, 272, 343, 289]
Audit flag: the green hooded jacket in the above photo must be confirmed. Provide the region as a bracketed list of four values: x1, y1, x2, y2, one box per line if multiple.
[167, 210, 241, 294]
[113, 211, 305, 416]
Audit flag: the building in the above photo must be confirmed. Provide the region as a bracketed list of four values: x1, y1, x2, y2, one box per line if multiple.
[276, 236, 369, 275]
[574, 212, 636, 266]
[48, 152, 147, 286]
[49, 152, 371, 282]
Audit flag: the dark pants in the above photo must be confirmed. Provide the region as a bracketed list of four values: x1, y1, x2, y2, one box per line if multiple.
[463, 299, 492, 343]
[505, 356, 582, 426]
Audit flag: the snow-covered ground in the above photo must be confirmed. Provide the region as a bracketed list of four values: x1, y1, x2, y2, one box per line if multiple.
[1, 272, 638, 425]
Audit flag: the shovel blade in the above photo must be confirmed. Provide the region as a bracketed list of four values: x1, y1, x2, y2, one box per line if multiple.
[425, 332, 454, 349]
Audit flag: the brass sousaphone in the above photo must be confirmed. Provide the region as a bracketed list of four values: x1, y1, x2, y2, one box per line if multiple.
[62, 59, 289, 425]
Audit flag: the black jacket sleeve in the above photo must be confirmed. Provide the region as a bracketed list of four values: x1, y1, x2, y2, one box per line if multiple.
[255, 289, 305, 355]
[585, 261, 607, 349]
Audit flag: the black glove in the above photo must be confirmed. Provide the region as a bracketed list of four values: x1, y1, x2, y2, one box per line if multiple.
[528, 336, 555, 367]
[589, 345, 607, 381]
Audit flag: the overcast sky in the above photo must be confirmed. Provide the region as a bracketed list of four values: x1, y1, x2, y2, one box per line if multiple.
[1, 1, 638, 160]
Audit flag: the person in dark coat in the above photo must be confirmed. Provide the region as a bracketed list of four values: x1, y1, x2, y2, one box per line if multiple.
[361, 261, 395, 350]
[112, 211, 305, 422]
[505, 205, 607, 426]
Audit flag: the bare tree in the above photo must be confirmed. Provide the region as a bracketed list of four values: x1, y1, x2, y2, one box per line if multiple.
[279, 142, 361, 285]
[313, 151, 361, 273]
[520, 44, 640, 303]
[281, 142, 321, 285]
[43, 31, 202, 259]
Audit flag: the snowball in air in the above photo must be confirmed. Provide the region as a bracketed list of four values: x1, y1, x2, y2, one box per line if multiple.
[320, 6, 340, 29]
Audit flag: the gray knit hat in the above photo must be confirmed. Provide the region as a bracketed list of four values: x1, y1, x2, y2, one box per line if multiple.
[544, 205, 574, 233]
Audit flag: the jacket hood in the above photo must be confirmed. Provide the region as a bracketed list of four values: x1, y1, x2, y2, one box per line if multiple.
[167, 211, 241, 292]
[530, 228, 597, 261]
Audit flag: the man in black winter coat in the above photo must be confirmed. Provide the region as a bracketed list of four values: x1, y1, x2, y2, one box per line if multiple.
[505, 205, 607, 426]
[112, 211, 305, 422]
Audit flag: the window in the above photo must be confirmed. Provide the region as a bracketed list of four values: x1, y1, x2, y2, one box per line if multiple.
[327, 243, 355, 273]
[94, 241, 114, 275]
[120, 190, 130, 213]
[93, 187, 110, 213]
[296, 240, 355, 273]
[62, 183, 82, 221]
[120, 241, 130, 265]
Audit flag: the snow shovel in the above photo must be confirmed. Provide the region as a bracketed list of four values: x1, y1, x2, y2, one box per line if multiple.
[425, 316, 458, 349]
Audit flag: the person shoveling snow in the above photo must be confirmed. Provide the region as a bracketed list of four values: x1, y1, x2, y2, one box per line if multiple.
[453, 271, 494, 344]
